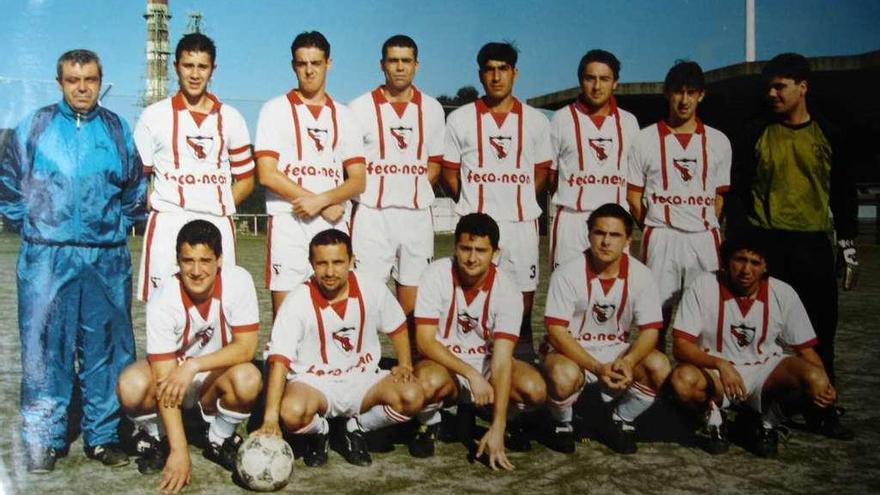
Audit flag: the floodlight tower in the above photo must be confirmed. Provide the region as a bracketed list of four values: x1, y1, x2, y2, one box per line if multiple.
[141, 0, 171, 107]
[186, 11, 204, 34]
[746, 0, 756, 62]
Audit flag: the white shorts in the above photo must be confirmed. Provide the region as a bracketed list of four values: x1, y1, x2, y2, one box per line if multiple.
[182, 370, 211, 410]
[350, 204, 433, 286]
[290, 368, 388, 418]
[549, 207, 590, 271]
[267, 212, 349, 291]
[713, 354, 786, 412]
[640, 226, 721, 308]
[541, 342, 629, 402]
[497, 219, 540, 292]
[138, 210, 237, 301]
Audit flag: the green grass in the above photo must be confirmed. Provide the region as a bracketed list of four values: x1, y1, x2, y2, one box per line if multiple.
[0, 232, 878, 494]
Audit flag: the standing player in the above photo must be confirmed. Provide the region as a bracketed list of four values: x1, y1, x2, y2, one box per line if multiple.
[443, 42, 553, 362]
[256, 229, 423, 467]
[627, 61, 731, 338]
[136, 33, 255, 302]
[549, 49, 640, 269]
[349, 34, 445, 342]
[543, 204, 668, 454]
[116, 220, 262, 494]
[670, 235, 843, 457]
[409, 213, 547, 469]
[255, 31, 366, 315]
[727, 53, 857, 438]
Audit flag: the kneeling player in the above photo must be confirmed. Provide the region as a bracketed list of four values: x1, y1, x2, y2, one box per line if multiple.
[543, 203, 669, 455]
[410, 213, 547, 470]
[117, 220, 262, 494]
[670, 235, 843, 457]
[256, 229, 423, 467]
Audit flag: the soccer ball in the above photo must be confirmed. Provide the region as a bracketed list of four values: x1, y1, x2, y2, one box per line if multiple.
[235, 435, 294, 492]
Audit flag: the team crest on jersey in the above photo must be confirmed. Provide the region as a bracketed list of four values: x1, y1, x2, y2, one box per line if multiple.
[672, 157, 697, 182]
[457, 311, 483, 336]
[332, 326, 357, 353]
[730, 323, 756, 348]
[186, 135, 215, 160]
[389, 125, 413, 150]
[488, 135, 512, 159]
[591, 302, 616, 324]
[307, 127, 329, 152]
[192, 325, 215, 349]
[588, 137, 612, 162]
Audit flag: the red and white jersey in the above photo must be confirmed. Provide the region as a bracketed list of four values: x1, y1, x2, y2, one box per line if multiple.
[267, 271, 406, 377]
[443, 98, 553, 221]
[414, 258, 522, 368]
[254, 90, 365, 216]
[349, 86, 445, 209]
[672, 273, 817, 365]
[550, 97, 640, 211]
[146, 265, 259, 362]
[134, 92, 255, 216]
[627, 120, 731, 232]
[544, 253, 662, 351]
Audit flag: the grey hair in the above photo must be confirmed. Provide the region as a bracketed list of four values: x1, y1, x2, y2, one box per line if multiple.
[56, 49, 102, 80]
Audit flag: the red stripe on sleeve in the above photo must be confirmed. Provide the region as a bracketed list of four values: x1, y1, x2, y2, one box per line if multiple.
[494, 331, 519, 343]
[671, 329, 698, 342]
[414, 317, 440, 325]
[231, 323, 259, 334]
[442, 160, 461, 170]
[233, 168, 256, 180]
[534, 160, 552, 169]
[387, 323, 407, 337]
[230, 157, 253, 167]
[626, 184, 644, 193]
[343, 157, 366, 168]
[716, 185, 730, 194]
[639, 321, 664, 331]
[147, 352, 177, 363]
[544, 317, 569, 327]
[267, 354, 292, 369]
[254, 150, 280, 160]
[143, 165, 153, 175]
[229, 144, 251, 154]
[790, 337, 818, 351]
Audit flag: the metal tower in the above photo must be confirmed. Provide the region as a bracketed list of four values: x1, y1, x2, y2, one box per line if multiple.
[186, 11, 204, 34]
[141, 0, 171, 108]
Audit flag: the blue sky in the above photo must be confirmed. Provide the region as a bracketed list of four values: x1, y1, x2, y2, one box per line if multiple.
[1, 0, 878, 129]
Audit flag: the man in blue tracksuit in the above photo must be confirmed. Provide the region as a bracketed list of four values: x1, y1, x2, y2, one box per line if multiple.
[0, 49, 146, 473]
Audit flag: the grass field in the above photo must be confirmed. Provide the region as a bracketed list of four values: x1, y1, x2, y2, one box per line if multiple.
[0, 231, 878, 494]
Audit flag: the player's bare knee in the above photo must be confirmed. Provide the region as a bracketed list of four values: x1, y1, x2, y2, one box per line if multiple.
[116, 366, 152, 410]
[802, 364, 830, 395]
[547, 363, 580, 400]
[395, 382, 425, 416]
[670, 365, 703, 403]
[516, 375, 547, 406]
[229, 363, 262, 404]
[643, 351, 671, 387]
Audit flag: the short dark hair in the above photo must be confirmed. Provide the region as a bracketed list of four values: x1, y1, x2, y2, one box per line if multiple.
[56, 49, 102, 80]
[578, 49, 621, 81]
[175, 33, 217, 64]
[587, 203, 634, 237]
[176, 220, 222, 259]
[382, 34, 418, 61]
[309, 229, 352, 261]
[762, 52, 811, 83]
[454, 213, 500, 249]
[477, 42, 518, 70]
[291, 31, 330, 60]
[664, 60, 705, 93]
[720, 232, 770, 269]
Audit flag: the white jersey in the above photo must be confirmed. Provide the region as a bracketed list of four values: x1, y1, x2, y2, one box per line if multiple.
[134, 92, 255, 216]
[146, 265, 259, 362]
[628, 120, 731, 232]
[349, 86, 445, 209]
[443, 98, 553, 221]
[544, 253, 662, 351]
[266, 271, 406, 377]
[550, 98, 640, 211]
[672, 273, 817, 365]
[414, 258, 522, 368]
[254, 90, 365, 215]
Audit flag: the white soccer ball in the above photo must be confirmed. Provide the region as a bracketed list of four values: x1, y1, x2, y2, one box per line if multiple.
[235, 434, 294, 492]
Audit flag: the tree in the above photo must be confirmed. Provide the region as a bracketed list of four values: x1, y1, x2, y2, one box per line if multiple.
[437, 86, 479, 115]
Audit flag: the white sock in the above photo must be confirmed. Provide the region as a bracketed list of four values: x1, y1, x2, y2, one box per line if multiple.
[295, 415, 329, 435]
[207, 399, 250, 446]
[548, 392, 579, 424]
[706, 400, 723, 427]
[417, 402, 442, 426]
[761, 401, 785, 429]
[351, 405, 412, 433]
[131, 413, 162, 439]
[613, 382, 657, 423]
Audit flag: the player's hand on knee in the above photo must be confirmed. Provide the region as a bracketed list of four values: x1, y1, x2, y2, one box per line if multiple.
[717, 362, 746, 403]
[390, 364, 414, 383]
[477, 426, 514, 471]
[813, 383, 837, 408]
[599, 362, 628, 391]
[611, 358, 634, 388]
[159, 450, 191, 494]
[467, 372, 494, 406]
[157, 361, 197, 408]
[320, 204, 345, 224]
